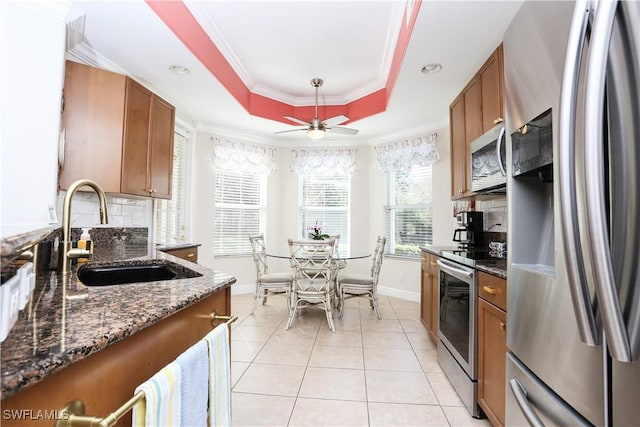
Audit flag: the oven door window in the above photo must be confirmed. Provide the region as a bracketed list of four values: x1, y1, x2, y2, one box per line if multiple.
[439, 270, 470, 363]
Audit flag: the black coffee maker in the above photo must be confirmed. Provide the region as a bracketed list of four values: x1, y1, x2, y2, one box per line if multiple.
[453, 211, 484, 250]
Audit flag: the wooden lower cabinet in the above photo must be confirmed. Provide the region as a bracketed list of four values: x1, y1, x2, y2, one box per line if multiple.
[477, 273, 507, 427]
[1, 287, 230, 427]
[420, 251, 439, 340]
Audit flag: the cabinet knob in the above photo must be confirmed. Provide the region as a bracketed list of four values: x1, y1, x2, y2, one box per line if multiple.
[483, 285, 501, 295]
[187, 253, 194, 258]
[493, 117, 504, 124]
[499, 322, 506, 331]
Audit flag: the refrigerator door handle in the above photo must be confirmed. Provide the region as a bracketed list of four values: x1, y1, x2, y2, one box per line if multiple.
[584, 0, 632, 362]
[558, 0, 599, 346]
[496, 126, 507, 176]
[509, 378, 545, 427]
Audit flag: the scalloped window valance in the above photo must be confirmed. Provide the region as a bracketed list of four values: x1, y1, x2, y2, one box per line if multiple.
[211, 137, 277, 176]
[289, 148, 358, 176]
[374, 133, 440, 173]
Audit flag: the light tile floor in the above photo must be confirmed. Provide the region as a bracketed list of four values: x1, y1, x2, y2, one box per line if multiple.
[230, 292, 491, 427]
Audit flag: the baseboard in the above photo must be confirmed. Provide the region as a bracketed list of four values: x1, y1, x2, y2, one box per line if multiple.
[377, 286, 420, 302]
[231, 283, 255, 295]
[232, 282, 420, 302]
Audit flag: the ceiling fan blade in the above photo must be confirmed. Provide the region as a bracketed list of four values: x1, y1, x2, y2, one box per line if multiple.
[322, 115, 349, 126]
[274, 127, 307, 135]
[326, 125, 359, 135]
[283, 116, 310, 126]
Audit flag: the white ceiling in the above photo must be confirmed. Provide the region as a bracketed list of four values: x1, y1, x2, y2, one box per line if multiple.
[66, 0, 523, 146]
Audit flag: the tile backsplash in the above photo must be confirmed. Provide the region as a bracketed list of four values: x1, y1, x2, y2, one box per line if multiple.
[56, 191, 153, 228]
[476, 197, 508, 232]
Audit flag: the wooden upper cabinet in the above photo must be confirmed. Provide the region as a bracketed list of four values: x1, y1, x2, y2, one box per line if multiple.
[480, 44, 505, 132]
[463, 77, 483, 146]
[60, 61, 174, 199]
[450, 94, 467, 199]
[448, 44, 505, 200]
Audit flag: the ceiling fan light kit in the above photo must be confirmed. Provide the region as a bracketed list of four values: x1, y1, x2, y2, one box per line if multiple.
[275, 78, 359, 140]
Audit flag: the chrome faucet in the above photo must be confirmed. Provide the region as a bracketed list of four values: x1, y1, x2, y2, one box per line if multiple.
[60, 179, 109, 275]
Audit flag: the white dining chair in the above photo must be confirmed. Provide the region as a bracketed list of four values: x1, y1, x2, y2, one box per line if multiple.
[249, 234, 294, 315]
[337, 236, 386, 319]
[287, 238, 337, 332]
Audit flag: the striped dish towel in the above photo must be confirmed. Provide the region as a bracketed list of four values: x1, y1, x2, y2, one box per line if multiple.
[175, 340, 209, 427]
[203, 323, 231, 426]
[133, 363, 182, 427]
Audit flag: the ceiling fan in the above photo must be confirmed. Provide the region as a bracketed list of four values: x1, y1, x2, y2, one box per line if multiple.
[274, 78, 359, 140]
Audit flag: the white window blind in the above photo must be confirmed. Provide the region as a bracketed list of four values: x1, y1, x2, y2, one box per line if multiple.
[299, 175, 350, 256]
[384, 165, 433, 257]
[156, 131, 187, 243]
[214, 171, 265, 256]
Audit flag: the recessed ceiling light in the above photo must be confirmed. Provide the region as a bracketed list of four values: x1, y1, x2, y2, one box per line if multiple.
[169, 65, 190, 75]
[421, 63, 442, 75]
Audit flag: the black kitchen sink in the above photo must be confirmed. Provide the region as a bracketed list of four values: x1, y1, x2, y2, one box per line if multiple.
[77, 261, 201, 286]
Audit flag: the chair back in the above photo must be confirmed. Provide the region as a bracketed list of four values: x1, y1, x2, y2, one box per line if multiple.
[249, 234, 268, 278]
[370, 236, 387, 284]
[288, 238, 336, 289]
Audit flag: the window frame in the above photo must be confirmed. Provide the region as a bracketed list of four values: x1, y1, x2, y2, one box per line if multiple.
[154, 126, 192, 244]
[383, 165, 434, 258]
[298, 174, 351, 257]
[213, 169, 267, 257]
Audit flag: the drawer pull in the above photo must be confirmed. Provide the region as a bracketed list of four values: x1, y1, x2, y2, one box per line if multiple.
[187, 253, 195, 258]
[483, 285, 501, 295]
[500, 322, 506, 331]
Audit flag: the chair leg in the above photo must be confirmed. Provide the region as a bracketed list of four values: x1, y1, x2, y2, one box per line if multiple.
[286, 295, 299, 330]
[338, 288, 345, 318]
[372, 288, 381, 319]
[262, 289, 268, 306]
[325, 295, 335, 332]
[251, 283, 261, 315]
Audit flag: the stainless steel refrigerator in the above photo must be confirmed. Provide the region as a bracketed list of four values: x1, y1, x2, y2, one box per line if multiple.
[505, 1, 640, 425]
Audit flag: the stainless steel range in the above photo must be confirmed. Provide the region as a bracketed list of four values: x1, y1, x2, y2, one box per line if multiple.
[437, 249, 506, 418]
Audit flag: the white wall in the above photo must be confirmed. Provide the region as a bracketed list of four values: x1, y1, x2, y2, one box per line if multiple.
[1, 2, 67, 238]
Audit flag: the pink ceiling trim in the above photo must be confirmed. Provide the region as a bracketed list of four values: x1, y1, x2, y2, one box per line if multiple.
[145, 0, 422, 126]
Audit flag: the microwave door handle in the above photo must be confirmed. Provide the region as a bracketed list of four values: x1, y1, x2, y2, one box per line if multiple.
[584, 0, 631, 362]
[558, 0, 600, 346]
[496, 126, 507, 176]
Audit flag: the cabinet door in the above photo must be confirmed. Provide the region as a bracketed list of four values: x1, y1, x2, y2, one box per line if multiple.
[420, 264, 433, 332]
[450, 95, 466, 199]
[149, 96, 175, 199]
[121, 80, 152, 197]
[429, 268, 439, 338]
[478, 298, 507, 427]
[463, 77, 483, 145]
[480, 46, 505, 133]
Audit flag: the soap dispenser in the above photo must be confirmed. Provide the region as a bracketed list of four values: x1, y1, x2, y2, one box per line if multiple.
[77, 228, 92, 263]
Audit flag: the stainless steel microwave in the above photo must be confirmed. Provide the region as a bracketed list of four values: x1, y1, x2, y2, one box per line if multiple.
[470, 123, 507, 193]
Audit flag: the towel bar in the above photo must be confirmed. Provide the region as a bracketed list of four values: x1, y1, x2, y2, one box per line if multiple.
[210, 310, 238, 326]
[55, 312, 236, 427]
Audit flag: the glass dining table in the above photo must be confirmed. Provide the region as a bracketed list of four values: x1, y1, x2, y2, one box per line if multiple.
[265, 251, 371, 311]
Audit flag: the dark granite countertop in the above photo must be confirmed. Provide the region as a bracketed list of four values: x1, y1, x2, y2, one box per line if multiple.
[0, 241, 235, 399]
[421, 245, 507, 279]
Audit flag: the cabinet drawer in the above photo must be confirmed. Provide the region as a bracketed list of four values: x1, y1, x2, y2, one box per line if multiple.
[164, 246, 198, 263]
[478, 271, 507, 311]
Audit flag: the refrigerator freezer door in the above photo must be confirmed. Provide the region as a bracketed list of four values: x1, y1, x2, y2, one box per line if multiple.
[506, 353, 592, 426]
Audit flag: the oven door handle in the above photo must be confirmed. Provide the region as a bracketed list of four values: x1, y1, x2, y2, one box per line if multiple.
[437, 259, 473, 279]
